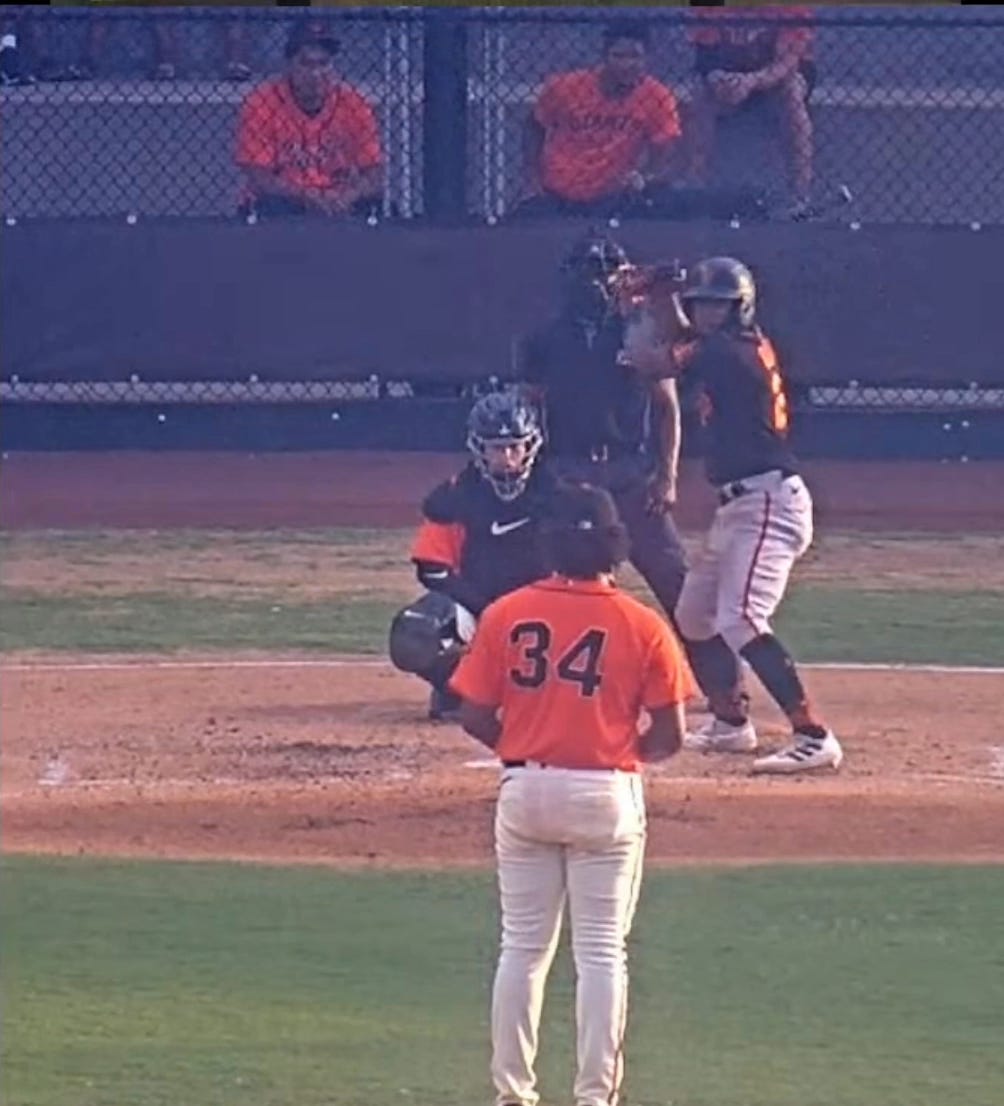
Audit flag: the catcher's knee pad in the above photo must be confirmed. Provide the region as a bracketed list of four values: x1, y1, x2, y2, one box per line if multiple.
[388, 592, 475, 677]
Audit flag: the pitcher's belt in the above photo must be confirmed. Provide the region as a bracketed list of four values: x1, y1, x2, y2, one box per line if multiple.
[502, 759, 618, 772]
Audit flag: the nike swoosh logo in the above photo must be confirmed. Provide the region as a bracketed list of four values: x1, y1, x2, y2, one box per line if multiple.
[490, 517, 531, 536]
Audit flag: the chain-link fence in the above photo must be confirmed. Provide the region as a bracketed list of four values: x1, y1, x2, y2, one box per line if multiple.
[472, 6, 1004, 227]
[5, 375, 1004, 415]
[0, 6, 424, 219]
[3, 6, 1004, 225]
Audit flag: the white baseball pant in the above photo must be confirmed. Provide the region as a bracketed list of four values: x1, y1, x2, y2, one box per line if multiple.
[676, 469, 814, 653]
[490, 764, 646, 1106]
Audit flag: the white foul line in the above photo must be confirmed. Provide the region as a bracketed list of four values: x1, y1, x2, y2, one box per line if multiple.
[803, 662, 1004, 676]
[1, 658, 1003, 676]
[0, 658, 389, 673]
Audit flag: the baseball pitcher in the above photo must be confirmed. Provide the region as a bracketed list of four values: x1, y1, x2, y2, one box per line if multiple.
[449, 482, 691, 1106]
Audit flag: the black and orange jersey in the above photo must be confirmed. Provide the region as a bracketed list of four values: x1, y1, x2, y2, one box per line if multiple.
[450, 574, 696, 772]
[410, 462, 557, 614]
[674, 328, 798, 487]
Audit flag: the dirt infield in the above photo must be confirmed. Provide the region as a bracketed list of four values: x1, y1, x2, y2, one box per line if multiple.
[3, 452, 1004, 532]
[1, 453, 1002, 868]
[3, 656, 1002, 867]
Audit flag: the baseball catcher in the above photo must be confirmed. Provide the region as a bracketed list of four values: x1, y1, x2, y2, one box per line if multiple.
[389, 390, 557, 720]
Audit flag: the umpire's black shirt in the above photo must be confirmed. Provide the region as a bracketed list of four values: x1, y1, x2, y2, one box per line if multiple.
[521, 316, 653, 459]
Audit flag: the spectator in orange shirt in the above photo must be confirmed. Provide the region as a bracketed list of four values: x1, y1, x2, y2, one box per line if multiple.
[687, 4, 815, 218]
[450, 481, 690, 1106]
[235, 19, 384, 219]
[514, 20, 684, 219]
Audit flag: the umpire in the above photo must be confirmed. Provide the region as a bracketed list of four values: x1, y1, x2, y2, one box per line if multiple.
[517, 232, 743, 716]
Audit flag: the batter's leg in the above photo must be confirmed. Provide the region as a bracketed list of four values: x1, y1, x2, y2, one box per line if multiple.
[614, 480, 748, 731]
[491, 807, 567, 1106]
[712, 479, 842, 772]
[675, 515, 755, 740]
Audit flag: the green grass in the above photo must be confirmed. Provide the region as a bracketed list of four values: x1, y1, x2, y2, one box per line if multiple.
[2, 856, 1003, 1106]
[3, 586, 1004, 665]
[3, 528, 1003, 663]
[0, 592, 406, 654]
[0, 528, 395, 556]
[774, 587, 1004, 665]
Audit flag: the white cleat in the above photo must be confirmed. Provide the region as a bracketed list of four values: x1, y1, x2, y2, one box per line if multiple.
[684, 717, 758, 754]
[752, 730, 844, 775]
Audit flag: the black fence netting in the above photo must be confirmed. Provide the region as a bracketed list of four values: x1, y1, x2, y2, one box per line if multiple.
[0, 5, 424, 220]
[3, 5, 1004, 226]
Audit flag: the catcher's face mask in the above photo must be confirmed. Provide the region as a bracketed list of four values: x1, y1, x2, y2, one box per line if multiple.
[468, 431, 543, 502]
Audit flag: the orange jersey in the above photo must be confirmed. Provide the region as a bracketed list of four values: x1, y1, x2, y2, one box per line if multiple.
[450, 575, 696, 772]
[235, 77, 382, 198]
[534, 69, 681, 202]
[411, 519, 465, 570]
[690, 6, 814, 71]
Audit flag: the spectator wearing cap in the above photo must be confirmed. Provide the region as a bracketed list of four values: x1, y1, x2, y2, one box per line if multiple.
[514, 20, 684, 219]
[235, 19, 384, 219]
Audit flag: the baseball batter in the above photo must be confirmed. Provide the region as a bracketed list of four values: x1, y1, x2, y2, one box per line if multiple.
[666, 256, 843, 773]
[388, 391, 557, 720]
[450, 482, 692, 1106]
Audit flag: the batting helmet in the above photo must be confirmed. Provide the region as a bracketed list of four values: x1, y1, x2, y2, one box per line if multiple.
[466, 391, 543, 502]
[680, 256, 757, 329]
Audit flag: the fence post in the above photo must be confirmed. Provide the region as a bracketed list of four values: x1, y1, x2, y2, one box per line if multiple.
[422, 9, 468, 220]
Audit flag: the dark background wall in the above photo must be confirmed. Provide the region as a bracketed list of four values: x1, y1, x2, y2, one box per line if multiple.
[3, 6, 1004, 456]
[2, 219, 1001, 387]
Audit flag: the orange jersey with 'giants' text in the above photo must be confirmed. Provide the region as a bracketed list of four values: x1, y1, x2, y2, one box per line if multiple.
[236, 77, 382, 198]
[534, 69, 681, 202]
[450, 575, 695, 771]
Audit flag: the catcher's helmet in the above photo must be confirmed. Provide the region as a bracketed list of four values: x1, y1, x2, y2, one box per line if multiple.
[680, 256, 757, 329]
[466, 391, 543, 502]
